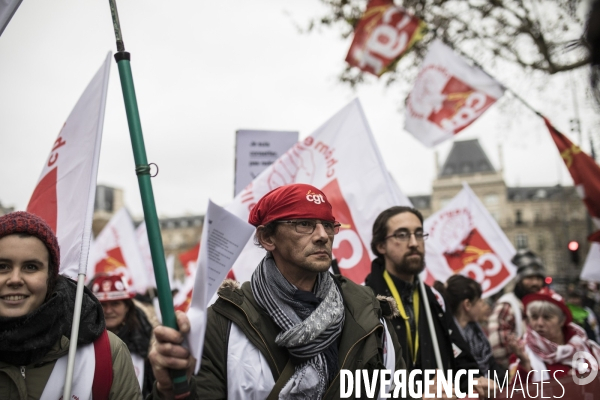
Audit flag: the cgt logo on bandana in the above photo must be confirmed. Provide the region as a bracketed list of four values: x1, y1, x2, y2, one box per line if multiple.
[306, 190, 326, 205]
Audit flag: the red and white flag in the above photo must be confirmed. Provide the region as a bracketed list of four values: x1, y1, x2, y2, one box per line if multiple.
[545, 118, 600, 229]
[345, 0, 425, 76]
[179, 242, 200, 278]
[0, 0, 22, 36]
[404, 39, 505, 147]
[173, 243, 200, 312]
[227, 99, 412, 284]
[27, 53, 111, 278]
[88, 208, 151, 294]
[423, 183, 516, 297]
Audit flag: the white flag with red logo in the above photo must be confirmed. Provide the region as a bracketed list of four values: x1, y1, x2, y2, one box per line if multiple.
[88, 208, 151, 294]
[404, 39, 505, 147]
[226, 99, 412, 284]
[422, 183, 516, 297]
[26, 53, 111, 278]
[345, 0, 426, 76]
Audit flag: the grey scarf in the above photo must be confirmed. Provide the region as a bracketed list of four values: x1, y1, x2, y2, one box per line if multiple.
[251, 253, 345, 400]
[455, 318, 493, 375]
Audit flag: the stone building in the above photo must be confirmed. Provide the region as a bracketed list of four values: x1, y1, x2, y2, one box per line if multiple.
[408, 139, 591, 288]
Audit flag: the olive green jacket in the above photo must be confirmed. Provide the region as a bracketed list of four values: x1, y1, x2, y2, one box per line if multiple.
[0, 331, 142, 400]
[161, 275, 406, 399]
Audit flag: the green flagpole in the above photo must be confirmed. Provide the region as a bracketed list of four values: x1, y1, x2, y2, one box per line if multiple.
[107, 1, 190, 397]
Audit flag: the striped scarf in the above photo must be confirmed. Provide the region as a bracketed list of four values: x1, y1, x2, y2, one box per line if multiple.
[526, 323, 600, 372]
[251, 253, 345, 400]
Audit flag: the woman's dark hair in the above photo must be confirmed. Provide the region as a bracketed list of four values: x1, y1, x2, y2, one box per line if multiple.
[370, 206, 424, 258]
[435, 275, 482, 315]
[123, 298, 141, 331]
[86, 274, 141, 331]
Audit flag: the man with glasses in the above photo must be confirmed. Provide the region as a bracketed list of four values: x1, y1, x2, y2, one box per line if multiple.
[148, 184, 405, 400]
[365, 206, 478, 393]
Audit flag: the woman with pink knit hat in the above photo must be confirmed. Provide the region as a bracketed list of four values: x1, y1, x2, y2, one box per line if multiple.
[0, 211, 141, 399]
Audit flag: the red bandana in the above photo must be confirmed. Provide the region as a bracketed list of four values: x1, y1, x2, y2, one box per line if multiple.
[248, 184, 335, 226]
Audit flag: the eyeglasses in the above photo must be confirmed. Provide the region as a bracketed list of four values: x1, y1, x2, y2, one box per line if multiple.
[385, 230, 429, 242]
[277, 219, 341, 235]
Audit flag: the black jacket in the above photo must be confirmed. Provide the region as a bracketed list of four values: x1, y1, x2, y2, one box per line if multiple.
[365, 259, 480, 385]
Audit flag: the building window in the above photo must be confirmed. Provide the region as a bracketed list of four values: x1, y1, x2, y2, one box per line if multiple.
[537, 234, 545, 252]
[484, 194, 499, 206]
[515, 210, 523, 225]
[516, 233, 528, 249]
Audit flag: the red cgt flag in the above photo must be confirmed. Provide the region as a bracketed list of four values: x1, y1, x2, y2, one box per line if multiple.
[345, 0, 425, 76]
[545, 117, 600, 229]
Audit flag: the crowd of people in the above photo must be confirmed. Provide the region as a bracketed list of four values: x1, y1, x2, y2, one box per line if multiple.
[1, 185, 600, 399]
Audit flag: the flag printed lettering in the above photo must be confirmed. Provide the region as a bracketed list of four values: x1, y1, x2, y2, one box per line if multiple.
[346, 0, 425, 76]
[443, 227, 511, 293]
[426, 76, 496, 134]
[47, 132, 67, 167]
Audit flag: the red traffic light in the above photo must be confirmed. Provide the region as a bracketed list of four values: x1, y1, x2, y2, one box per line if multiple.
[568, 241, 579, 251]
[545, 277, 553, 285]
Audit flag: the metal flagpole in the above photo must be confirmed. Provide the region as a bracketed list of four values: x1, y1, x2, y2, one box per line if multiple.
[106, 1, 190, 397]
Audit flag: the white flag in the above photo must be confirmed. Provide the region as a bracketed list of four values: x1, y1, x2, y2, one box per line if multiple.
[581, 241, 600, 282]
[88, 208, 151, 294]
[227, 99, 412, 284]
[422, 183, 516, 297]
[404, 39, 505, 147]
[0, 0, 22, 36]
[27, 53, 111, 278]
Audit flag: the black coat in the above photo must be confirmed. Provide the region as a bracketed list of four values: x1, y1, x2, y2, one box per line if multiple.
[365, 259, 480, 388]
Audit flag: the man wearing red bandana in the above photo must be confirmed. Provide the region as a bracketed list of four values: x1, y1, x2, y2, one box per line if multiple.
[148, 184, 406, 400]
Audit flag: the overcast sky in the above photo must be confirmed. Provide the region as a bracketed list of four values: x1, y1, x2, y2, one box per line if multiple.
[1, 1, 597, 219]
